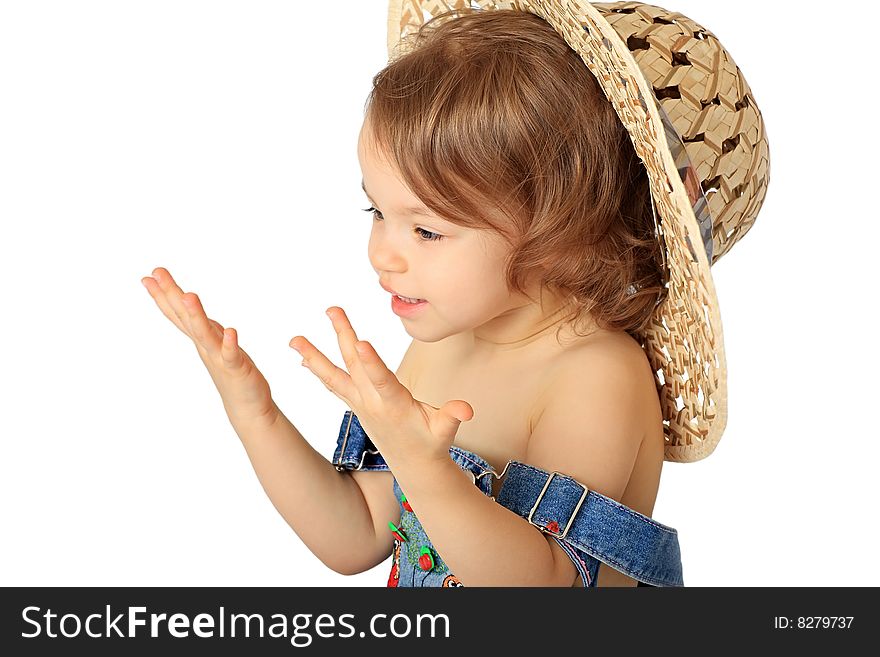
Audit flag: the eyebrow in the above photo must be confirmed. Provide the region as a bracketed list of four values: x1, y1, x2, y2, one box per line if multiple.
[361, 180, 432, 217]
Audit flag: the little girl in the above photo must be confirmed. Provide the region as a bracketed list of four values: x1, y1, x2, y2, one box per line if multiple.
[142, 2, 768, 587]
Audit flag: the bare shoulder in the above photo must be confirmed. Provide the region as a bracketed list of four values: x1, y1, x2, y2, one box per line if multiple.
[526, 330, 661, 501]
[530, 331, 659, 434]
[570, 330, 656, 383]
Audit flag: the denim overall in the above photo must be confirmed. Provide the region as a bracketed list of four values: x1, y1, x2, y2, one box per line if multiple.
[331, 410, 684, 587]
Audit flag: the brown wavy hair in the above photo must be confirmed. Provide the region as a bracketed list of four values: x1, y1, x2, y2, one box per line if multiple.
[362, 8, 665, 340]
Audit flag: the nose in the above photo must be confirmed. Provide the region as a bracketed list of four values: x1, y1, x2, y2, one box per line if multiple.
[368, 226, 408, 275]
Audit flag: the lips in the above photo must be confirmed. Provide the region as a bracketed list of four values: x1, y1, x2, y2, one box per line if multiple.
[380, 281, 424, 301]
[391, 294, 428, 317]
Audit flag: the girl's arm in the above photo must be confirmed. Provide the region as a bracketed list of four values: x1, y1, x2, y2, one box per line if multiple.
[142, 269, 383, 576]
[395, 461, 569, 585]
[231, 405, 389, 576]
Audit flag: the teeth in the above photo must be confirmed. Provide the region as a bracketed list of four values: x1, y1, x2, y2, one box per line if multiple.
[396, 294, 424, 304]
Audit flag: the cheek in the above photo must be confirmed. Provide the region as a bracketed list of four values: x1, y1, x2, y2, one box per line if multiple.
[442, 279, 505, 317]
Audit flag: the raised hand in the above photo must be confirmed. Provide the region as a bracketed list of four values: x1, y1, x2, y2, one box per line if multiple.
[290, 306, 474, 472]
[141, 267, 278, 430]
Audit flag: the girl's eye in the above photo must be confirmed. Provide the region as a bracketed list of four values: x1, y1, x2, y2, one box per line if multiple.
[414, 227, 443, 242]
[361, 207, 444, 242]
[362, 206, 383, 221]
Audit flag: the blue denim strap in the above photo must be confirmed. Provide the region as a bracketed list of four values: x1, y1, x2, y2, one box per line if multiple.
[331, 411, 683, 587]
[331, 410, 390, 472]
[495, 461, 684, 587]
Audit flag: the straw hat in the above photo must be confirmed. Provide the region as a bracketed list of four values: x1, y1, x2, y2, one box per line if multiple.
[383, 1, 770, 463]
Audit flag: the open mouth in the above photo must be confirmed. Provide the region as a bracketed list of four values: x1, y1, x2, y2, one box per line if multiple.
[391, 294, 428, 316]
[393, 294, 426, 304]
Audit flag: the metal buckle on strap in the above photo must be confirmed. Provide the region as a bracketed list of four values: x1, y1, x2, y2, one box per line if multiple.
[474, 459, 513, 483]
[526, 471, 589, 540]
[473, 459, 514, 500]
[334, 448, 380, 472]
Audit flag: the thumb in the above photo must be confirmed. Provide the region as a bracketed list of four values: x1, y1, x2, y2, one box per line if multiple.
[435, 400, 474, 435]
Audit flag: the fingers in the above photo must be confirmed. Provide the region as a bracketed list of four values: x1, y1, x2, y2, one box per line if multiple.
[206, 318, 240, 366]
[142, 268, 221, 355]
[218, 326, 243, 368]
[351, 340, 400, 397]
[143, 268, 249, 375]
[290, 336, 357, 404]
[207, 318, 227, 341]
[180, 290, 224, 356]
[151, 268, 195, 335]
[143, 267, 192, 335]
[325, 307, 374, 391]
[326, 307, 404, 403]
[142, 270, 189, 337]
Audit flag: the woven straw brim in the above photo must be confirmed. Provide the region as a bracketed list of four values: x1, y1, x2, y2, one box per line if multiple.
[384, 0, 760, 463]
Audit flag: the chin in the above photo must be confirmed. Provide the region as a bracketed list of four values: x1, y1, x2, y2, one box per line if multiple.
[401, 324, 451, 344]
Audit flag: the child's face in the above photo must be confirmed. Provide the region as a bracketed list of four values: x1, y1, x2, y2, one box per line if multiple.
[357, 118, 570, 348]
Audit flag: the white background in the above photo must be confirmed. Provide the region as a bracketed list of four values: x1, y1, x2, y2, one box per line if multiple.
[2, 0, 875, 587]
